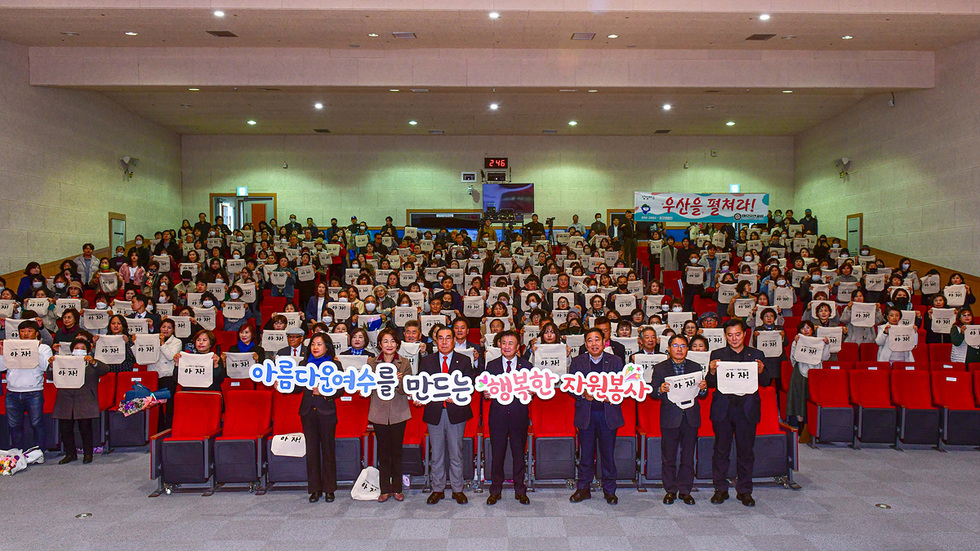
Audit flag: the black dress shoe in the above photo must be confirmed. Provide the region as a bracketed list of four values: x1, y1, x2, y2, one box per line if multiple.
[452, 492, 468, 504]
[516, 494, 530, 505]
[604, 492, 618, 505]
[324, 492, 335, 503]
[59, 456, 77, 465]
[680, 493, 696, 505]
[736, 493, 755, 507]
[710, 490, 729, 504]
[82, 455, 93, 464]
[569, 489, 592, 502]
[426, 491, 445, 505]
[663, 492, 676, 504]
[486, 493, 501, 505]
[309, 492, 321, 503]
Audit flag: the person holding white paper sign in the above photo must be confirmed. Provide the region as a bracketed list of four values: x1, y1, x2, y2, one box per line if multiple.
[786, 321, 831, 442]
[172, 329, 225, 391]
[949, 309, 979, 365]
[49, 339, 109, 464]
[651, 335, 707, 505]
[876, 307, 918, 363]
[0, 320, 53, 459]
[706, 319, 768, 507]
[840, 290, 883, 344]
[924, 294, 952, 344]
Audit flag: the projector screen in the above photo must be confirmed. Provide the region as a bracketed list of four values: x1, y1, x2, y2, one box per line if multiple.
[483, 183, 534, 214]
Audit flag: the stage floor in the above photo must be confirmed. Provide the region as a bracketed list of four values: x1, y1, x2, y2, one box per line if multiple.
[2, 444, 979, 551]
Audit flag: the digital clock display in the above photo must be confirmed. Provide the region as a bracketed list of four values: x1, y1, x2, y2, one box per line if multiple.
[484, 157, 508, 169]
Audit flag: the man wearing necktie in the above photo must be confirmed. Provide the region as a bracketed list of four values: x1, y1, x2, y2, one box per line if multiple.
[569, 327, 625, 505]
[651, 334, 708, 505]
[419, 325, 474, 505]
[482, 330, 531, 505]
[276, 326, 309, 358]
[128, 294, 161, 333]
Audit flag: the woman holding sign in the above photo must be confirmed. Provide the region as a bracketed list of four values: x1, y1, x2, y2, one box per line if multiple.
[949, 309, 978, 364]
[49, 339, 109, 464]
[786, 321, 830, 442]
[875, 307, 918, 363]
[367, 328, 412, 502]
[840, 290, 883, 344]
[172, 329, 225, 392]
[300, 333, 340, 503]
[97, 315, 136, 372]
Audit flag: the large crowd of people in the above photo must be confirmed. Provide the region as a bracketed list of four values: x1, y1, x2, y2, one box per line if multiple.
[0, 207, 976, 506]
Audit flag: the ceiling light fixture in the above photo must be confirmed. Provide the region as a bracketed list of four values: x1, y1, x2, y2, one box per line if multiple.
[60, 31, 79, 36]
[662, 103, 672, 111]
[368, 33, 379, 37]
[489, 103, 499, 110]
[842, 35, 853, 40]
[188, 88, 200, 91]
[124, 31, 138, 36]
[782, 90, 794, 94]
[389, 89, 399, 92]
[726, 121, 736, 126]
[246, 120, 257, 125]
[587, 89, 598, 93]
[489, 12, 500, 19]
[314, 102, 323, 110]
[408, 120, 418, 126]
[759, 14, 770, 21]
[568, 120, 578, 126]
[213, 10, 225, 17]
[607, 34, 618, 39]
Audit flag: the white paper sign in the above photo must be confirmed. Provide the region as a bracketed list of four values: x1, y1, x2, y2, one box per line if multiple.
[329, 301, 352, 321]
[962, 325, 980, 347]
[667, 311, 693, 333]
[944, 285, 967, 308]
[270, 433, 306, 457]
[899, 309, 916, 327]
[774, 287, 795, 309]
[225, 352, 255, 379]
[632, 353, 668, 383]
[701, 328, 726, 351]
[794, 335, 826, 365]
[756, 331, 784, 358]
[816, 326, 843, 354]
[133, 333, 161, 365]
[224, 301, 247, 320]
[398, 341, 422, 374]
[193, 308, 217, 331]
[52, 355, 86, 389]
[865, 273, 886, 292]
[931, 308, 956, 334]
[888, 324, 916, 352]
[168, 315, 191, 338]
[420, 314, 447, 336]
[921, 274, 940, 295]
[82, 309, 110, 331]
[686, 267, 705, 285]
[239, 282, 257, 304]
[54, 299, 82, 318]
[733, 298, 755, 318]
[687, 351, 712, 377]
[95, 334, 127, 364]
[178, 352, 214, 388]
[615, 294, 637, 316]
[850, 302, 877, 327]
[462, 296, 484, 318]
[716, 361, 759, 396]
[3, 339, 39, 369]
[665, 372, 703, 409]
[296, 265, 316, 282]
[262, 329, 287, 352]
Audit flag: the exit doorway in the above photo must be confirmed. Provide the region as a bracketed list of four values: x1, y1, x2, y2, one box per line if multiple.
[210, 193, 278, 231]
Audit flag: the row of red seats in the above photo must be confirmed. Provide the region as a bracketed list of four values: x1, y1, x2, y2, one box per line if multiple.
[807, 368, 980, 449]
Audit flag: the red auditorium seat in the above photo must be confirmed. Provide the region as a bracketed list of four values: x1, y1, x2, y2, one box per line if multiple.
[213, 390, 273, 489]
[806, 369, 854, 446]
[859, 342, 878, 361]
[930, 361, 965, 372]
[931, 372, 980, 446]
[930, 341, 953, 363]
[636, 398, 663, 487]
[150, 391, 223, 495]
[107, 371, 159, 450]
[220, 378, 256, 393]
[891, 370, 940, 448]
[334, 394, 371, 484]
[528, 392, 577, 488]
[892, 361, 928, 371]
[855, 361, 890, 371]
[822, 361, 853, 371]
[838, 342, 860, 363]
[848, 369, 896, 445]
[214, 330, 237, 354]
[261, 391, 306, 492]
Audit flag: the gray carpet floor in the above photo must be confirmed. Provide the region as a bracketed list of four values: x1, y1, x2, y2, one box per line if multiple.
[2, 444, 979, 551]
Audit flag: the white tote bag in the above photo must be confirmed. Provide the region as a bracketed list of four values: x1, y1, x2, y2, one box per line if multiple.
[350, 466, 381, 501]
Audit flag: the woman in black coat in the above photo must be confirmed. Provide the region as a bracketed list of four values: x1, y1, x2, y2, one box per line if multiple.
[300, 332, 339, 503]
[49, 338, 110, 464]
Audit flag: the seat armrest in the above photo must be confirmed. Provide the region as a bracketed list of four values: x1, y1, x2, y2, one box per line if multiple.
[150, 428, 173, 441]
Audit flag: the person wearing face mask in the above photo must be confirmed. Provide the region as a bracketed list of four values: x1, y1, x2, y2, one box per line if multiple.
[49, 338, 110, 464]
[588, 212, 607, 241]
[681, 251, 706, 311]
[284, 214, 303, 237]
[127, 234, 150, 267]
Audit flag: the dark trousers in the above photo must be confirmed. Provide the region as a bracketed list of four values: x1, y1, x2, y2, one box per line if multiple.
[711, 402, 758, 494]
[301, 412, 337, 493]
[682, 284, 705, 310]
[661, 416, 698, 494]
[157, 375, 177, 431]
[6, 391, 45, 451]
[488, 411, 529, 496]
[59, 418, 95, 458]
[576, 408, 618, 494]
[374, 421, 407, 494]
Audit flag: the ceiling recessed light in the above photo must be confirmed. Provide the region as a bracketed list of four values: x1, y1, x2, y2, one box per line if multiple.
[726, 121, 736, 126]
[607, 34, 618, 39]
[662, 103, 672, 111]
[124, 31, 138, 36]
[213, 10, 225, 17]
[368, 33, 379, 37]
[408, 120, 418, 126]
[246, 120, 257, 125]
[568, 120, 578, 126]
[389, 89, 399, 92]
[782, 90, 794, 94]
[759, 14, 770, 21]
[188, 88, 200, 91]
[60, 31, 79, 36]
[558, 89, 577, 92]
[314, 102, 323, 110]
[842, 35, 853, 40]
[489, 103, 499, 110]
[489, 12, 500, 19]
[587, 89, 598, 93]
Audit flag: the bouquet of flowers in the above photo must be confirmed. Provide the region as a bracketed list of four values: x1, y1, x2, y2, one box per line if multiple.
[0, 450, 27, 476]
[118, 395, 166, 417]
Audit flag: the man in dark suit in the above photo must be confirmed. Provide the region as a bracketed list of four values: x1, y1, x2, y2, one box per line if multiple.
[419, 325, 474, 505]
[569, 328, 624, 505]
[651, 334, 707, 505]
[621, 210, 636, 266]
[577, 317, 627, 362]
[483, 330, 531, 505]
[276, 326, 309, 358]
[588, 213, 607, 241]
[451, 318, 484, 373]
[706, 319, 769, 507]
[128, 294, 161, 333]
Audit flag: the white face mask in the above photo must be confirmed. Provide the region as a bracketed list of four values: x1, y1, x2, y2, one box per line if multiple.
[158, 296, 168, 303]
[322, 316, 333, 324]
[229, 292, 240, 299]
[744, 256, 753, 262]
[776, 280, 787, 287]
[215, 278, 224, 284]
[840, 253, 849, 258]
[233, 253, 241, 259]
[831, 243, 840, 249]
[55, 282, 66, 289]
[352, 263, 359, 268]
[901, 263, 910, 270]
[339, 297, 349, 303]
[672, 306, 683, 312]
[72, 349, 87, 357]
[202, 300, 214, 308]
[365, 303, 377, 312]
[96, 301, 108, 310]
[528, 301, 538, 309]
[135, 239, 143, 246]
[588, 285, 597, 292]
[32, 281, 43, 289]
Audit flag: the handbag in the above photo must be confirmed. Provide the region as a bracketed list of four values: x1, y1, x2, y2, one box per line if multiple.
[350, 466, 381, 500]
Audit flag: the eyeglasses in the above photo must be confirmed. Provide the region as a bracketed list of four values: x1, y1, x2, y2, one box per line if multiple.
[670, 344, 687, 349]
